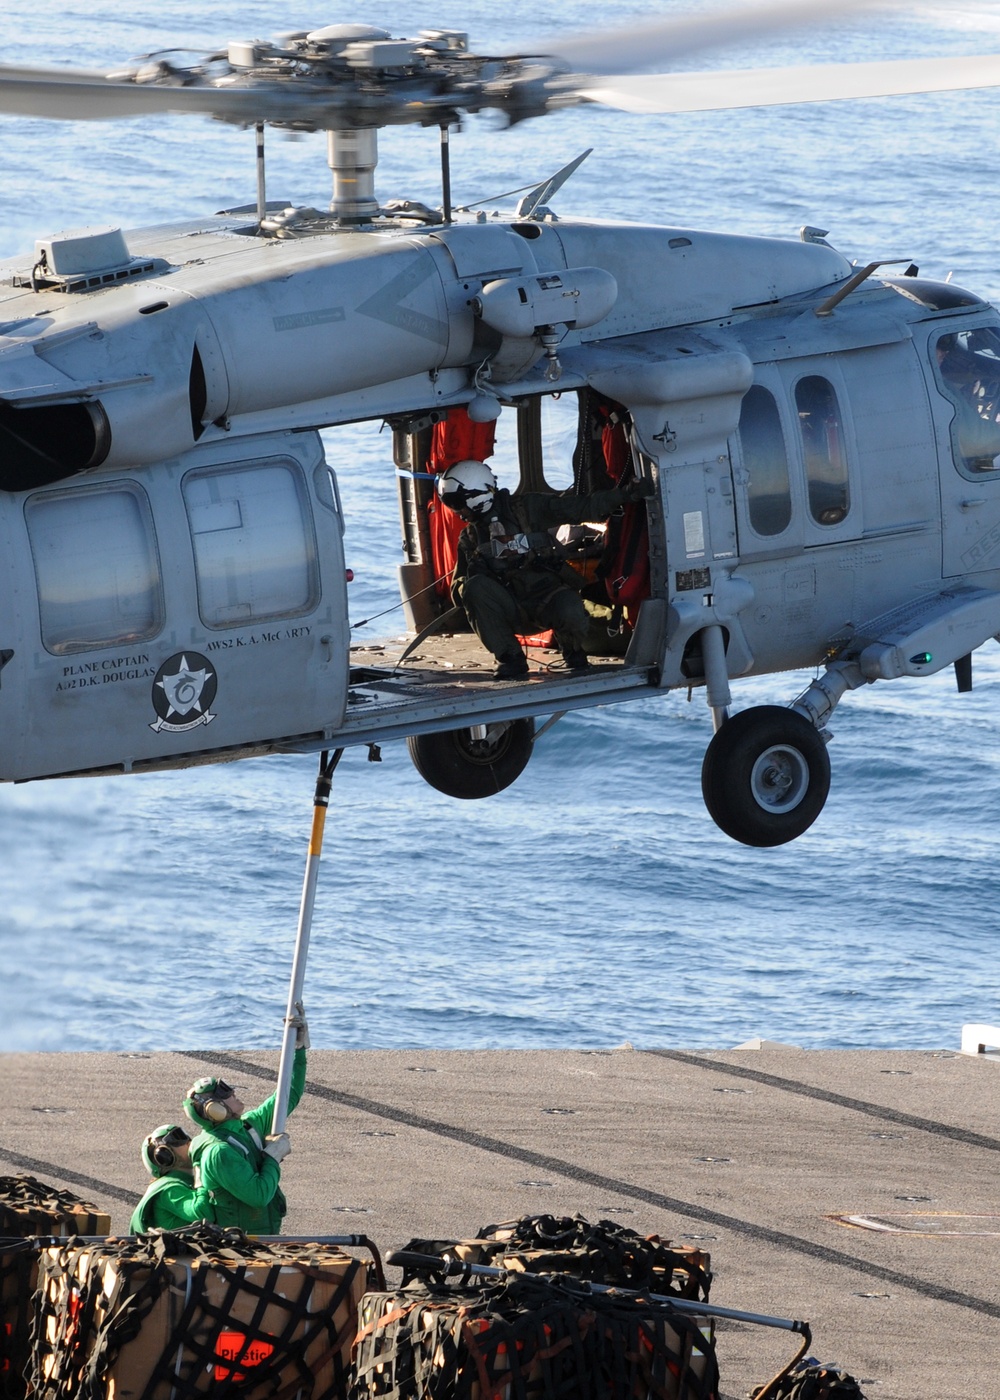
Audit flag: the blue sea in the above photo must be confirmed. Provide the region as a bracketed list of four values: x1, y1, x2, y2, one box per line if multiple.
[2, 0, 999, 1054]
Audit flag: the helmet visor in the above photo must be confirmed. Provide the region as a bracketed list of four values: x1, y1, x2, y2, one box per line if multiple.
[156, 1125, 191, 1147]
[191, 1077, 235, 1103]
[448, 485, 494, 514]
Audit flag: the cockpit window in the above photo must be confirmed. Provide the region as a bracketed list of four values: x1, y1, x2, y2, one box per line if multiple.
[738, 385, 792, 537]
[933, 327, 1000, 475]
[795, 375, 850, 526]
[884, 277, 984, 311]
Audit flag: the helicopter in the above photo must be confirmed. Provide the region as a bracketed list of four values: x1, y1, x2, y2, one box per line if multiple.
[3, 2, 1000, 849]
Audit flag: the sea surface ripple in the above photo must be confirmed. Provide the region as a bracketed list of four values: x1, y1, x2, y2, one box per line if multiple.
[1, 1, 999, 1054]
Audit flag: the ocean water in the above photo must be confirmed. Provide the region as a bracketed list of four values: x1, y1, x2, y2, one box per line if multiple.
[2, 0, 1000, 1054]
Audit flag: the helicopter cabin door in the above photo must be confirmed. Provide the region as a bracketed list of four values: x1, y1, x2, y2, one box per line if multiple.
[0, 429, 351, 783]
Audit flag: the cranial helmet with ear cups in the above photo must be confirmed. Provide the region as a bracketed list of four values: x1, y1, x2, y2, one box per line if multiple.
[141, 1124, 190, 1177]
[436, 459, 497, 516]
[183, 1076, 236, 1127]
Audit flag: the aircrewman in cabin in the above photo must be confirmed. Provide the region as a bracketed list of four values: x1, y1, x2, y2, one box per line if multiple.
[438, 460, 654, 678]
[183, 1005, 309, 1234]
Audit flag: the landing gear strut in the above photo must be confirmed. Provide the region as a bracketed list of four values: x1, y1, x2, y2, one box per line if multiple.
[701, 705, 831, 847]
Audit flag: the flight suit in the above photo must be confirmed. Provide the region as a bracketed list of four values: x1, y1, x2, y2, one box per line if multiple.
[188, 1046, 306, 1234]
[129, 1170, 214, 1234]
[451, 486, 630, 660]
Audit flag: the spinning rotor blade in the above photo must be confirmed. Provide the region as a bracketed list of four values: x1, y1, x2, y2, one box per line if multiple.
[0, 1, 980, 135]
[515, 0, 891, 77]
[583, 52, 1000, 114]
[0, 64, 291, 123]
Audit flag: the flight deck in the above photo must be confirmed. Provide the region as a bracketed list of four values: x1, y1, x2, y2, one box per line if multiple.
[2, 1042, 997, 1399]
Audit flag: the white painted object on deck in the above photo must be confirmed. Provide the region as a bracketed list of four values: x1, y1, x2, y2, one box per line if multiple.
[960, 1024, 1000, 1058]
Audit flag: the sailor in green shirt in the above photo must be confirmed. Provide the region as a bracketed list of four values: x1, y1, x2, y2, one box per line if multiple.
[130, 1124, 214, 1233]
[184, 1006, 308, 1235]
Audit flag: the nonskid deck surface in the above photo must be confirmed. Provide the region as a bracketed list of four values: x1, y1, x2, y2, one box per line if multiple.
[4, 1044, 999, 1400]
[351, 627, 626, 681]
[338, 631, 651, 744]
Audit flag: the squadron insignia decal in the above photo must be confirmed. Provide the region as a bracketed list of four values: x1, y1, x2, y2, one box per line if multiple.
[150, 653, 218, 734]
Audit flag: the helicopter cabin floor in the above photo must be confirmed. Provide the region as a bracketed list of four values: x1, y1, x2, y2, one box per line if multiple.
[3, 1043, 998, 1400]
[349, 626, 627, 680]
[337, 630, 653, 748]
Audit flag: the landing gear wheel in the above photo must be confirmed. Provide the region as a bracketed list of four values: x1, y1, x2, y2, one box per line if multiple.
[407, 719, 534, 799]
[701, 705, 831, 847]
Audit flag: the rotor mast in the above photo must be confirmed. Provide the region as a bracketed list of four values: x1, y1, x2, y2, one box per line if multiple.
[326, 127, 380, 223]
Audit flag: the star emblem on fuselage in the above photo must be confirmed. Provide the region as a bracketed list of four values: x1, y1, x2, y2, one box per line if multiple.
[150, 652, 218, 734]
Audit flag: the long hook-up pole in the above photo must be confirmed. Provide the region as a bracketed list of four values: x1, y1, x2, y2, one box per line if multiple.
[272, 749, 344, 1135]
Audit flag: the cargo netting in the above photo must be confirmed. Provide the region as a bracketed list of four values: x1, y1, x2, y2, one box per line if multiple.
[29, 1222, 364, 1400]
[0, 1174, 108, 1237]
[352, 1270, 719, 1400]
[1, 1173, 110, 1400]
[753, 1361, 868, 1400]
[401, 1213, 712, 1301]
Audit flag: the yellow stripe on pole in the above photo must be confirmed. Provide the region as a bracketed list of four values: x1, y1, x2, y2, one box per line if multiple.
[309, 804, 328, 857]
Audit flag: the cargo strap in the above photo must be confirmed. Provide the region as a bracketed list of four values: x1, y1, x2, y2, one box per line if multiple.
[405, 1213, 712, 1302]
[1, 1174, 109, 1400]
[354, 1272, 719, 1400]
[754, 1362, 868, 1400]
[30, 1223, 361, 1400]
[0, 1240, 38, 1400]
[0, 1175, 105, 1236]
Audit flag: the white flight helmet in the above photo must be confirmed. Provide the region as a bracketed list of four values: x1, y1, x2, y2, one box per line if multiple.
[437, 459, 497, 516]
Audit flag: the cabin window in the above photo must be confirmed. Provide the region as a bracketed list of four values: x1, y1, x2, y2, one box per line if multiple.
[183, 459, 318, 627]
[795, 375, 850, 525]
[738, 385, 792, 536]
[26, 483, 163, 655]
[933, 327, 1000, 476]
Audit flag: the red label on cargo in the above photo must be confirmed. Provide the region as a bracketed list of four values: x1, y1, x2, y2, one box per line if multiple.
[214, 1330, 275, 1382]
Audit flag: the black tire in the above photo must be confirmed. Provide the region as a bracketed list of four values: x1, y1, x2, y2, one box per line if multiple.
[407, 719, 535, 799]
[701, 705, 831, 847]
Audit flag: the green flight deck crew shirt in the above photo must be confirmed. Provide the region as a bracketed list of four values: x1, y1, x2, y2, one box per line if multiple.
[129, 1171, 214, 1234]
[189, 1046, 307, 1234]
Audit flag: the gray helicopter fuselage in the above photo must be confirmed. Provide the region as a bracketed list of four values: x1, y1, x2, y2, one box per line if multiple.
[0, 211, 997, 785]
